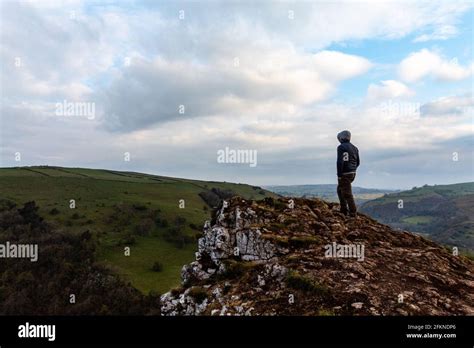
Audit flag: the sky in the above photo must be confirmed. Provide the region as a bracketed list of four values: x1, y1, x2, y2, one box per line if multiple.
[0, 0, 473, 189]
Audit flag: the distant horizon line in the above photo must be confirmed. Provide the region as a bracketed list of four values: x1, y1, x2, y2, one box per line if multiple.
[1, 164, 472, 193]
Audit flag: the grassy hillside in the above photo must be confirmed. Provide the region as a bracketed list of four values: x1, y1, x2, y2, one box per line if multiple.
[0, 166, 274, 294]
[360, 182, 474, 252]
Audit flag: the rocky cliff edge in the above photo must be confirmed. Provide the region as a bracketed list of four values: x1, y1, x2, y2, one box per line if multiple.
[161, 197, 474, 316]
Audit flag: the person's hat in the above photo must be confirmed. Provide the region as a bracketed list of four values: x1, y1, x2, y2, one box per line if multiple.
[337, 130, 351, 142]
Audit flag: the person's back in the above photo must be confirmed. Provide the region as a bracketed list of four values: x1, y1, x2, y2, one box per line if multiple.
[336, 130, 360, 217]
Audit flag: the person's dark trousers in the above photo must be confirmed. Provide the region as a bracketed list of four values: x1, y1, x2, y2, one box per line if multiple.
[337, 173, 357, 216]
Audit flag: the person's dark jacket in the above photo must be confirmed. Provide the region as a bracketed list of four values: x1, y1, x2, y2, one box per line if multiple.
[337, 140, 360, 177]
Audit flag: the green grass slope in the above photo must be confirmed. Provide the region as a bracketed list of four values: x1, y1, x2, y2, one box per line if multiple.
[360, 182, 474, 251]
[0, 166, 274, 294]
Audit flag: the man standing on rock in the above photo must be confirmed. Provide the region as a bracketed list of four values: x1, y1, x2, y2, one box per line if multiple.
[336, 130, 360, 217]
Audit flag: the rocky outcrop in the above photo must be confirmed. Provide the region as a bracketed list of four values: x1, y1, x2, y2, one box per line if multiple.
[160, 197, 474, 316]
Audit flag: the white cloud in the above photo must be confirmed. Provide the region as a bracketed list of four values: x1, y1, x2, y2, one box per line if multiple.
[414, 24, 458, 42]
[312, 51, 372, 81]
[0, 1, 118, 103]
[249, 0, 473, 49]
[398, 49, 473, 82]
[367, 80, 414, 101]
[99, 50, 371, 132]
[421, 94, 474, 116]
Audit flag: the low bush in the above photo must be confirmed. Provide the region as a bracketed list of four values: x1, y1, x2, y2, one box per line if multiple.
[286, 271, 329, 296]
[49, 208, 60, 215]
[151, 261, 163, 272]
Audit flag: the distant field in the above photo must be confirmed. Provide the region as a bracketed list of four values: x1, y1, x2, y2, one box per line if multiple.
[0, 166, 274, 294]
[264, 184, 393, 205]
[401, 215, 434, 225]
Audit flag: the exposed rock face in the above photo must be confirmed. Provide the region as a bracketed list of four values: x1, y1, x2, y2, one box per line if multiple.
[160, 197, 474, 316]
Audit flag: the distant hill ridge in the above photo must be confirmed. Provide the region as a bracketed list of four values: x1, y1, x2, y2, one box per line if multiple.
[360, 182, 474, 252]
[265, 184, 397, 195]
[264, 184, 397, 206]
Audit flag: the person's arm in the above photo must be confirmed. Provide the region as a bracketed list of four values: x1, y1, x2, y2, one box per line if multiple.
[337, 145, 344, 177]
[356, 147, 360, 168]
